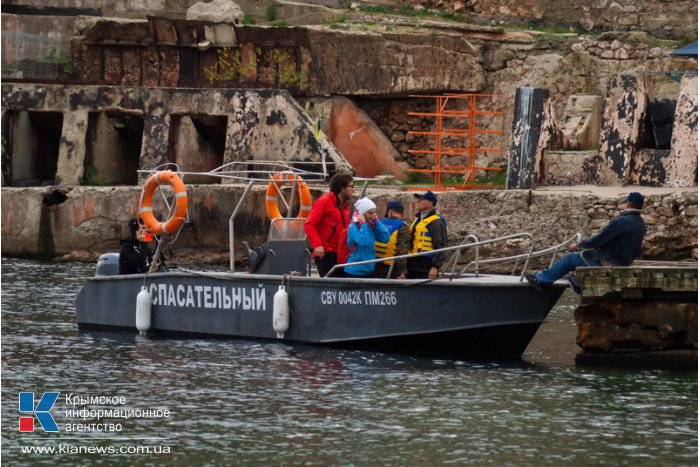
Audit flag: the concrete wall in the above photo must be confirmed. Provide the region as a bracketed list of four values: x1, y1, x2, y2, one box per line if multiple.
[1, 185, 696, 263]
[0, 84, 353, 186]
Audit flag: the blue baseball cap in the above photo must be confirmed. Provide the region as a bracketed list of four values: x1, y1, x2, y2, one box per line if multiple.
[387, 200, 404, 212]
[627, 192, 645, 205]
[414, 191, 438, 205]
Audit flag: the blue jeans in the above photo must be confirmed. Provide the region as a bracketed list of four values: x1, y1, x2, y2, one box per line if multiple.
[535, 252, 601, 285]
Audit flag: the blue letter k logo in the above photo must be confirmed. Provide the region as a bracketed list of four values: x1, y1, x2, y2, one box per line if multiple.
[19, 392, 60, 432]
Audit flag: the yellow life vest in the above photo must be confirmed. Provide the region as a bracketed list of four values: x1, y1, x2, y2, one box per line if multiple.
[409, 214, 441, 254]
[375, 218, 406, 265]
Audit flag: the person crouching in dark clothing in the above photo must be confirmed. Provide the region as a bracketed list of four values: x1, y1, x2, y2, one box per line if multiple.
[119, 218, 152, 274]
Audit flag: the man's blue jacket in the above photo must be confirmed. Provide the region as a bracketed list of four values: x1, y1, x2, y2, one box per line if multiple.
[578, 209, 646, 266]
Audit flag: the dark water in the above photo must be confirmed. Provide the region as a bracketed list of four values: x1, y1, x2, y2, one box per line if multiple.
[1, 258, 697, 465]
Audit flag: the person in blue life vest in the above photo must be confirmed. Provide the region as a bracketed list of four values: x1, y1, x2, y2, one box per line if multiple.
[373, 200, 410, 279]
[526, 192, 647, 294]
[344, 197, 390, 278]
[407, 191, 448, 280]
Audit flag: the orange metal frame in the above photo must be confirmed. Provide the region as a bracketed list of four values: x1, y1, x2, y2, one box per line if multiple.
[407, 93, 503, 191]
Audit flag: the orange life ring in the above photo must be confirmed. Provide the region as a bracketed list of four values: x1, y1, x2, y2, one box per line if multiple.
[139, 171, 188, 235]
[265, 173, 312, 220]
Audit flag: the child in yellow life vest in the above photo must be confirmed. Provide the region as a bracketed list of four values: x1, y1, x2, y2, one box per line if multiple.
[407, 191, 447, 280]
[373, 200, 410, 279]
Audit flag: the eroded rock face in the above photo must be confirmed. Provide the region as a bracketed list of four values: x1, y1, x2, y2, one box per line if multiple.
[397, 0, 697, 40]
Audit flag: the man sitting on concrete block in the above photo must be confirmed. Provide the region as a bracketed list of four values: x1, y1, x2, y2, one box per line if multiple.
[526, 192, 646, 294]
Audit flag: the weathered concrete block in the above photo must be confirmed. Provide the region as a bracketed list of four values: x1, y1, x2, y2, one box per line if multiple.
[506, 88, 561, 189]
[171, 115, 224, 184]
[320, 96, 406, 180]
[541, 150, 599, 185]
[139, 111, 171, 181]
[561, 94, 602, 149]
[597, 74, 646, 185]
[1, 84, 353, 186]
[667, 75, 698, 188]
[630, 149, 671, 186]
[56, 110, 89, 186]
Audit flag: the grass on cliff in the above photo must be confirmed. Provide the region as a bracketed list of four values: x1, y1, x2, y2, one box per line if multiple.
[354, 4, 471, 24]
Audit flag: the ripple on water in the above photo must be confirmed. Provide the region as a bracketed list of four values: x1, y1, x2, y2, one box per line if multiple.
[1, 258, 697, 465]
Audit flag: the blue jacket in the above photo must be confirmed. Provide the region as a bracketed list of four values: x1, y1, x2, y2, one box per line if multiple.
[578, 209, 646, 266]
[345, 220, 390, 276]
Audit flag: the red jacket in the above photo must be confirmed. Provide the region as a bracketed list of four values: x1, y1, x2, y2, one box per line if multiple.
[304, 192, 351, 254]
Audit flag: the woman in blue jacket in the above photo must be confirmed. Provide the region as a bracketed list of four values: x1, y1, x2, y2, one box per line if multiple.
[345, 197, 390, 278]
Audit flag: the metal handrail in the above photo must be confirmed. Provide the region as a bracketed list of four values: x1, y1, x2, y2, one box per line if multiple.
[327, 232, 529, 278]
[448, 234, 480, 278]
[220, 164, 380, 271]
[326, 232, 582, 280]
[460, 232, 582, 277]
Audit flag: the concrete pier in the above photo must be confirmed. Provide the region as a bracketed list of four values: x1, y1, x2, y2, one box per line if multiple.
[574, 261, 698, 368]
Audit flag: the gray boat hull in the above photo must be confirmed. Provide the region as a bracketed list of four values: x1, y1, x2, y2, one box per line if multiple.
[75, 272, 566, 358]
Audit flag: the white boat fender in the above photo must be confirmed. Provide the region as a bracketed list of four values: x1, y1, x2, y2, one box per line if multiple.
[136, 285, 152, 335]
[273, 285, 289, 338]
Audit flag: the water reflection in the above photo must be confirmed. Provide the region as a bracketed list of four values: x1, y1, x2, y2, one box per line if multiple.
[1, 258, 697, 465]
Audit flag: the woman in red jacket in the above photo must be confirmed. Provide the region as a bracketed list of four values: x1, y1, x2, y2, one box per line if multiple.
[303, 173, 354, 277]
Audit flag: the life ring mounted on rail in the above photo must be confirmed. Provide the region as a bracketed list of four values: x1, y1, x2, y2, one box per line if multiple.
[265, 172, 312, 220]
[139, 171, 189, 236]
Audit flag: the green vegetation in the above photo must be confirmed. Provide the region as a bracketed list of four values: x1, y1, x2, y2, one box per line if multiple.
[404, 167, 507, 189]
[646, 37, 683, 49]
[265, 2, 278, 22]
[404, 171, 434, 185]
[42, 49, 75, 77]
[80, 166, 115, 186]
[324, 12, 348, 26]
[269, 20, 288, 27]
[356, 4, 469, 24]
[242, 14, 256, 25]
[204, 47, 305, 88]
[533, 33, 577, 52]
[475, 167, 507, 188]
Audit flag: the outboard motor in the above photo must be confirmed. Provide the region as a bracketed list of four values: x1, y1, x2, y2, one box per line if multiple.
[244, 242, 268, 272]
[96, 252, 120, 276]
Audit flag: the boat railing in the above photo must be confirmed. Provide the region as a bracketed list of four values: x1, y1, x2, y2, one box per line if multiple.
[326, 232, 582, 280]
[212, 162, 376, 271]
[458, 232, 582, 278]
[137, 163, 579, 278]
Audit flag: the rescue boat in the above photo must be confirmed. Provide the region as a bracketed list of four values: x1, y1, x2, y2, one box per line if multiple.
[75, 163, 572, 359]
